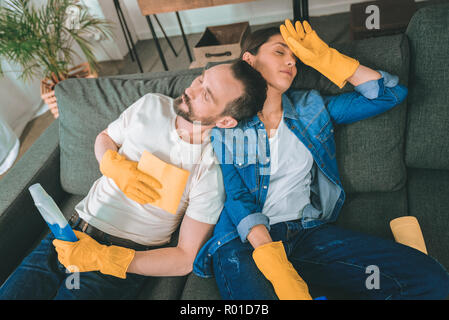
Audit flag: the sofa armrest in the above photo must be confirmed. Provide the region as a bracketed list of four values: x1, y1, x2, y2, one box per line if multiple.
[0, 120, 68, 285]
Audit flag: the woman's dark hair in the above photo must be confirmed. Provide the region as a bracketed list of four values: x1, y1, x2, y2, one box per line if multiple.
[239, 27, 281, 58]
[222, 60, 267, 121]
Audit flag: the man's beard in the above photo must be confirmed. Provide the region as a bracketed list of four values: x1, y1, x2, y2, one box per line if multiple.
[173, 93, 218, 126]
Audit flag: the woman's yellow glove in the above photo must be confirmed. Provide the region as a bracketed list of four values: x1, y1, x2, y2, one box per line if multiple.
[252, 241, 312, 300]
[280, 19, 360, 88]
[53, 230, 135, 279]
[100, 149, 162, 204]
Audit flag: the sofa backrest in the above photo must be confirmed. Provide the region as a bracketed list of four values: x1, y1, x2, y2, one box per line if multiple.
[405, 3, 449, 170]
[55, 33, 409, 196]
[55, 70, 200, 195]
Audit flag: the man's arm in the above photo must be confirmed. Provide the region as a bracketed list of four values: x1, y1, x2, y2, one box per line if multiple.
[94, 129, 119, 164]
[127, 215, 214, 276]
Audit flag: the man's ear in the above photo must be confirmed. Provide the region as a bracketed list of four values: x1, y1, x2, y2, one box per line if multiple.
[242, 52, 254, 67]
[215, 116, 238, 129]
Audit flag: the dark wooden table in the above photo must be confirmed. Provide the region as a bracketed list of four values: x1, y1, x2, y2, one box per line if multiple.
[133, 0, 309, 71]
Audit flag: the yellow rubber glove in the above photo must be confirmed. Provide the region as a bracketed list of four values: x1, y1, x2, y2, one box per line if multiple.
[390, 216, 428, 255]
[280, 19, 360, 88]
[53, 230, 135, 279]
[252, 241, 312, 300]
[100, 149, 162, 204]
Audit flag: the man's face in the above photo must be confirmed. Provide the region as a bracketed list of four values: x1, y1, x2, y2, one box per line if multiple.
[173, 64, 244, 126]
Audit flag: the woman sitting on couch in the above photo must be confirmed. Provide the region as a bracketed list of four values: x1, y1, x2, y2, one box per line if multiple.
[193, 20, 449, 300]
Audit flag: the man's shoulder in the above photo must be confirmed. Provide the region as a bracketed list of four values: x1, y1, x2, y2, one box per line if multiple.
[131, 93, 175, 117]
[139, 92, 174, 105]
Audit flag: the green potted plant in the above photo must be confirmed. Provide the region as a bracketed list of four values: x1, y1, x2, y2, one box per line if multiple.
[0, 0, 114, 118]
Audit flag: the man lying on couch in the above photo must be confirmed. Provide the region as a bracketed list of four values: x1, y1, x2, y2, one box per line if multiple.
[0, 61, 267, 300]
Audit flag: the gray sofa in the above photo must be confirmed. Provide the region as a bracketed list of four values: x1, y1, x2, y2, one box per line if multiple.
[0, 4, 448, 299]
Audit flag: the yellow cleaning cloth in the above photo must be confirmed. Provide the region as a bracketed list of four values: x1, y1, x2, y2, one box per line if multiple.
[137, 151, 190, 214]
[390, 216, 428, 255]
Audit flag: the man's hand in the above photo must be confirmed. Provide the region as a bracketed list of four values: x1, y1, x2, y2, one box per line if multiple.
[53, 230, 135, 279]
[100, 149, 162, 204]
[280, 19, 360, 88]
[252, 241, 312, 300]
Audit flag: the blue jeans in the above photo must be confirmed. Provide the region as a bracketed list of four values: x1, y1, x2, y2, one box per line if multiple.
[0, 232, 148, 300]
[212, 221, 449, 300]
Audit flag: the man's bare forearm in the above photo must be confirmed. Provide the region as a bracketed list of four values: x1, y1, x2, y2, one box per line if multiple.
[94, 129, 119, 164]
[127, 246, 194, 276]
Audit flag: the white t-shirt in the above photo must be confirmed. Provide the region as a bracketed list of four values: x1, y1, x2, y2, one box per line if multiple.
[75, 93, 225, 246]
[262, 117, 314, 225]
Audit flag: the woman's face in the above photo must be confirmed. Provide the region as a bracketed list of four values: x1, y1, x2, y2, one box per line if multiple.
[243, 34, 297, 94]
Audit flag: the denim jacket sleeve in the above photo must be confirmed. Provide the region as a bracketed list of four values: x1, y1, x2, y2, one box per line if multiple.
[219, 163, 270, 242]
[211, 128, 270, 243]
[323, 70, 408, 125]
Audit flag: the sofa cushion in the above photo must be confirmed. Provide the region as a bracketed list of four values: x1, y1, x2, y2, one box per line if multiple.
[180, 273, 222, 300]
[55, 70, 201, 195]
[406, 168, 449, 271]
[404, 4, 449, 170]
[335, 188, 408, 241]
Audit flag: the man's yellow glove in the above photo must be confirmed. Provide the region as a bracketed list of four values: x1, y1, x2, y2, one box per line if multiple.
[100, 149, 162, 204]
[280, 19, 360, 88]
[252, 241, 312, 300]
[53, 230, 135, 279]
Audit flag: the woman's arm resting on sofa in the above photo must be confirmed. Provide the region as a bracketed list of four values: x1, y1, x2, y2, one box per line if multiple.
[347, 64, 382, 87]
[323, 70, 408, 125]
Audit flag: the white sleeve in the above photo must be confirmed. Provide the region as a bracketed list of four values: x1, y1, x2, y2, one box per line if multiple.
[185, 152, 225, 225]
[107, 95, 145, 146]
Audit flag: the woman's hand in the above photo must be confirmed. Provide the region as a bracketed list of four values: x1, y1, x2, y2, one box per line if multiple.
[280, 19, 360, 88]
[252, 241, 312, 300]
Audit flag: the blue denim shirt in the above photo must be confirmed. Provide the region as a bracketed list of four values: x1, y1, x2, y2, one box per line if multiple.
[193, 71, 408, 278]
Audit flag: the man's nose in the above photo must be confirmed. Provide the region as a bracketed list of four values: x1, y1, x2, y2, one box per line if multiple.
[185, 86, 198, 100]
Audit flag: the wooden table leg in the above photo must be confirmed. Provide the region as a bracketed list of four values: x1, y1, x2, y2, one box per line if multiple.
[175, 11, 193, 63]
[293, 0, 309, 21]
[113, 0, 143, 73]
[145, 15, 169, 71]
[153, 14, 178, 57]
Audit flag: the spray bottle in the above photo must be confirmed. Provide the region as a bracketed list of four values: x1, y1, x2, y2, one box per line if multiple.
[29, 183, 77, 242]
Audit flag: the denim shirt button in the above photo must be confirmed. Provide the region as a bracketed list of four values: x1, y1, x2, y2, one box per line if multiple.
[263, 185, 267, 189]
[217, 241, 221, 245]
